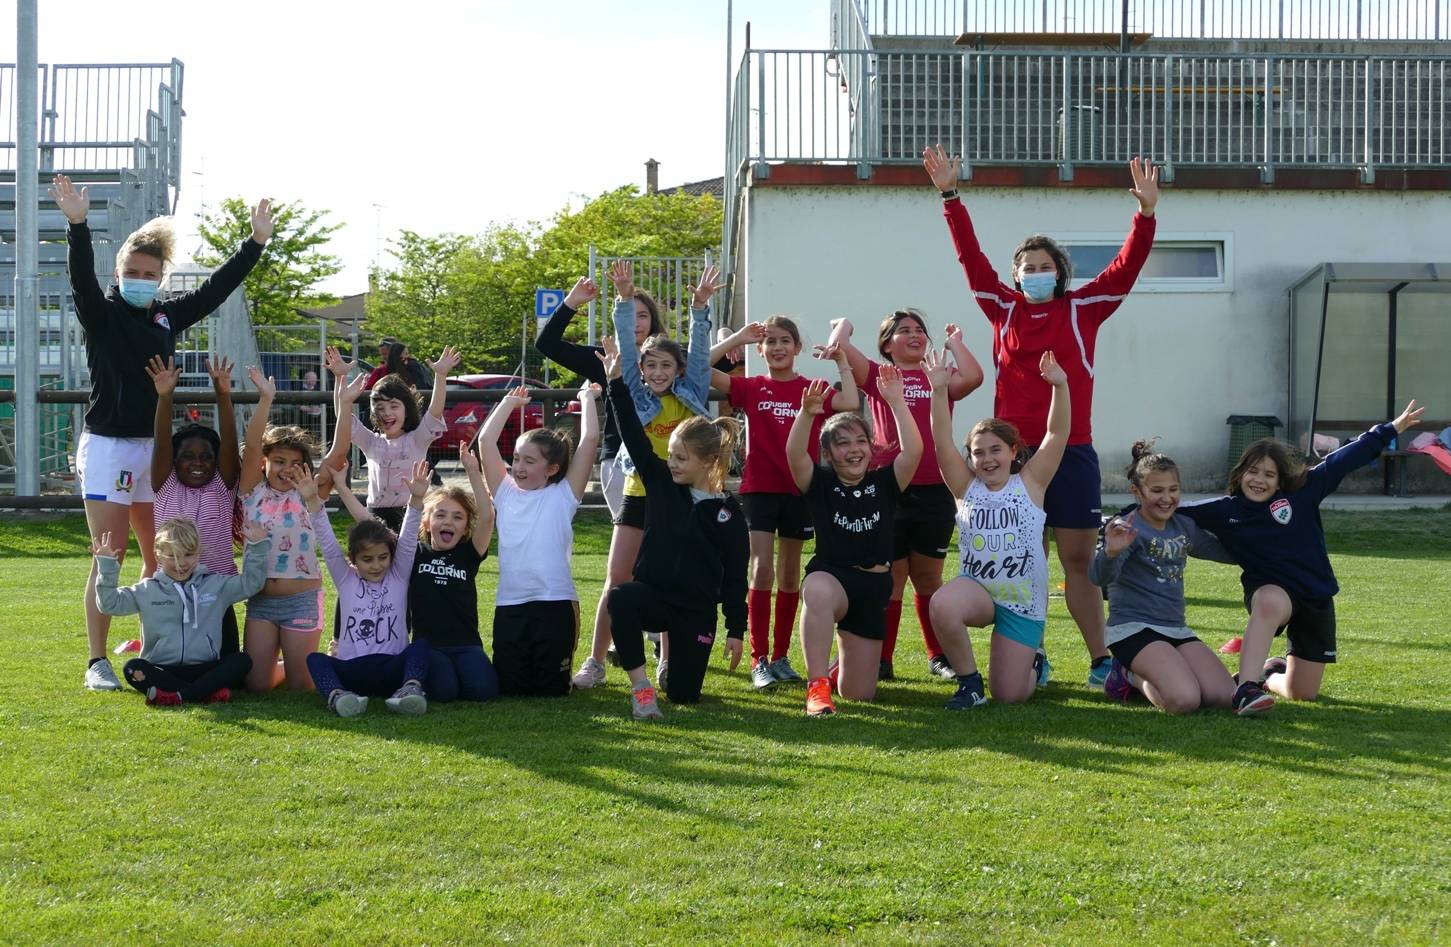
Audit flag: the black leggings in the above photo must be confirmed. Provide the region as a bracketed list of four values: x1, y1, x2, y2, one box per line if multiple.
[607, 581, 717, 704]
[123, 653, 253, 702]
[306, 641, 432, 699]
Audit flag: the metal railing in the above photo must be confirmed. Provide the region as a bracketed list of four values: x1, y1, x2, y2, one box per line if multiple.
[844, 0, 1449, 40]
[585, 250, 714, 344]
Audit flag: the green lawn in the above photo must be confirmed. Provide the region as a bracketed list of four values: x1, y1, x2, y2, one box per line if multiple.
[1, 509, 1448, 944]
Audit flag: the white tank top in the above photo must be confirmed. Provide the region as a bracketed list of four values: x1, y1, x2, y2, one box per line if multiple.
[957, 473, 1049, 621]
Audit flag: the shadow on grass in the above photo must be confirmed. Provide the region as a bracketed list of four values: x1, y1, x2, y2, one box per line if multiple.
[198, 662, 1451, 817]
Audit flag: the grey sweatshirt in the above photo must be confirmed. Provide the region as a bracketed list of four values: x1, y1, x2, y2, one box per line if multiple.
[1089, 512, 1233, 640]
[96, 538, 269, 665]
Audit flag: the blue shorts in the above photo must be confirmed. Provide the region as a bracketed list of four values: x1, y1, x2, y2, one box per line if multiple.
[1035, 442, 1102, 529]
[993, 604, 1046, 649]
[246, 586, 323, 634]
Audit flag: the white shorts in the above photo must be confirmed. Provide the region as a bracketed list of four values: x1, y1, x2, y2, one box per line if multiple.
[77, 431, 155, 505]
[599, 454, 625, 520]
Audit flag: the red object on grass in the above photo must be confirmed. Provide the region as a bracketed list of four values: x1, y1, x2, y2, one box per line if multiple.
[1219, 636, 1244, 654]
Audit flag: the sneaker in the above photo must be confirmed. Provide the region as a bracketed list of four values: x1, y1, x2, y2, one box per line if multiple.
[145, 687, 182, 707]
[657, 659, 669, 692]
[1087, 655, 1113, 689]
[572, 657, 607, 690]
[605, 646, 622, 667]
[878, 660, 895, 681]
[944, 672, 988, 710]
[204, 687, 232, 704]
[1263, 656, 1288, 679]
[1219, 636, 1244, 654]
[805, 677, 836, 717]
[1034, 649, 1052, 689]
[329, 690, 368, 718]
[751, 657, 778, 691]
[928, 654, 957, 681]
[386, 682, 427, 715]
[1233, 680, 1276, 717]
[1102, 658, 1136, 703]
[631, 682, 664, 720]
[85, 658, 123, 691]
[768, 656, 804, 684]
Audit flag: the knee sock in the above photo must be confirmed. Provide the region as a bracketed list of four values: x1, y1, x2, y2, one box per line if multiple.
[915, 593, 943, 660]
[881, 600, 904, 662]
[771, 590, 799, 662]
[747, 588, 772, 662]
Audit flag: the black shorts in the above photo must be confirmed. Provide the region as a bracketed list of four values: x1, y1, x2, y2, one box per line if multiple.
[742, 492, 814, 540]
[804, 557, 894, 641]
[492, 600, 579, 696]
[1108, 628, 1202, 668]
[892, 482, 955, 561]
[1243, 587, 1337, 664]
[613, 493, 648, 529]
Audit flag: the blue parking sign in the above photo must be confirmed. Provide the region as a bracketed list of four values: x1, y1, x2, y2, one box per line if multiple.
[535, 288, 566, 319]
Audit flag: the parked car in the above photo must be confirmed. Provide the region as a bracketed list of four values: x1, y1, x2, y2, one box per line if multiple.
[431, 374, 548, 463]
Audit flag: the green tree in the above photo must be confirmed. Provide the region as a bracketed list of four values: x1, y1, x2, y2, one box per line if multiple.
[195, 197, 343, 326]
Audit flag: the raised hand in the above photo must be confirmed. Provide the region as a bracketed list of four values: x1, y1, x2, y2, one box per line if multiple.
[608, 260, 635, 299]
[563, 276, 599, 310]
[922, 144, 962, 192]
[1038, 351, 1067, 387]
[246, 366, 277, 400]
[323, 345, 352, 380]
[92, 531, 120, 558]
[922, 348, 951, 390]
[596, 336, 622, 380]
[800, 378, 830, 417]
[206, 355, 234, 395]
[1104, 512, 1139, 558]
[427, 345, 462, 377]
[1128, 157, 1159, 216]
[877, 363, 907, 404]
[500, 385, 531, 412]
[294, 465, 320, 502]
[458, 440, 482, 477]
[814, 341, 849, 366]
[1392, 399, 1426, 434]
[250, 198, 275, 244]
[578, 380, 601, 403]
[407, 459, 432, 500]
[49, 174, 89, 224]
[945, 323, 962, 343]
[241, 519, 270, 545]
[339, 370, 368, 404]
[690, 264, 727, 309]
[146, 355, 180, 396]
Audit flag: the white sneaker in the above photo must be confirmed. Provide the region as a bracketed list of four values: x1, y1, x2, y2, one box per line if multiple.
[85, 658, 122, 691]
[385, 682, 427, 715]
[631, 682, 664, 720]
[572, 656, 607, 690]
[657, 659, 670, 692]
[330, 690, 368, 718]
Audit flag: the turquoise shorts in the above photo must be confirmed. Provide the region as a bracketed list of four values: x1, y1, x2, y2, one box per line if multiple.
[993, 604, 1045, 649]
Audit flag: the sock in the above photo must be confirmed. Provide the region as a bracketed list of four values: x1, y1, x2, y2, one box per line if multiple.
[771, 590, 799, 662]
[88, 656, 107, 668]
[881, 600, 904, 661]
[747, 588, 772, 662]
[914, 593, 943, 660]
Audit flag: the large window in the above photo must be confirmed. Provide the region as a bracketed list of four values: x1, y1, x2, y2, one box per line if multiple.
[1058, 234, 1231, 292]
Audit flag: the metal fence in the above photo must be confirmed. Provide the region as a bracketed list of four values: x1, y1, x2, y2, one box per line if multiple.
[840, 0, 1450, 40]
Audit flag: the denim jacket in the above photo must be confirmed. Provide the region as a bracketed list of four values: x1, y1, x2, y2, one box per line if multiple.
[612, 297, 713, 477]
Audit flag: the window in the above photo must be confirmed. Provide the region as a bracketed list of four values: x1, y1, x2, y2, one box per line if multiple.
[1058, 233, 1232, 293]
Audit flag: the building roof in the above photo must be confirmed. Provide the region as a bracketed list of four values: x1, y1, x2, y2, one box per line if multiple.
[658, 177, 724, 199]
[296, 292, 368, 325]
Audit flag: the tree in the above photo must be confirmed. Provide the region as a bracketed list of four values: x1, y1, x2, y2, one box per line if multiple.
[195, 197, 344, 326]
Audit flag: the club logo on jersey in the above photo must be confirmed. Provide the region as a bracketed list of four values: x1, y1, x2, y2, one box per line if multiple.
[717, 508, 732, 523]
[1270, 498, 1292, 525]
[115, 469, 134, 493]
[152, 312, 171, 331]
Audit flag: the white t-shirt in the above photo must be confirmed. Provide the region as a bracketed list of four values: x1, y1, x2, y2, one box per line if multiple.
[493, 476, 581, 606]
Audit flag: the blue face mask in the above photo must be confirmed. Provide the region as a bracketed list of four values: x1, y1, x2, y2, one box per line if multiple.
[1020, 272, 1057, 303]
[118, 277, 160, 309]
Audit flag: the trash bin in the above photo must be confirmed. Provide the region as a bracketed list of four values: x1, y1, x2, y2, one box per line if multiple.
[1226, 414, 1282, 471]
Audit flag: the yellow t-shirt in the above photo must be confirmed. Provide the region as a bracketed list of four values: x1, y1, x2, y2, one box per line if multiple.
[623, 394, 694, 498]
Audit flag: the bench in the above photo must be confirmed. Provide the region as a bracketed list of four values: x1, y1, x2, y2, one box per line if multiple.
[1310, 419, 1451, 497]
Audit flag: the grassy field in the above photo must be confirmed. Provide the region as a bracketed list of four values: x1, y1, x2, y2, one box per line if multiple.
[1, 509, 1448, 945]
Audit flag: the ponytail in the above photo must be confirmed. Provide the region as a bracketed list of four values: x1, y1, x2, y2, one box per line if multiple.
[674, 415, 742, 494]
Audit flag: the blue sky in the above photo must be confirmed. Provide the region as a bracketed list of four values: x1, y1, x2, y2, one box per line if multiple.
[3, 0, 822, 292]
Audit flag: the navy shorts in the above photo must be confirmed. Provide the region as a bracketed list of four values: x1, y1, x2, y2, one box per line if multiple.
[742, 492, 814, 540]
[1030, 442, 1103, 529]
[892, 482, 955, 560]
[1244, 586, 1337, 664]
[804, 557, 894, 640]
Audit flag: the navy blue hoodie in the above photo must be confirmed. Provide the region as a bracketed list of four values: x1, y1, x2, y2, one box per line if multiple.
[1178, 423, 1396, 600]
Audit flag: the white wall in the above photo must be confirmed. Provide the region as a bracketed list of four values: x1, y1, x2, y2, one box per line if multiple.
[737, 183, 1451, 490]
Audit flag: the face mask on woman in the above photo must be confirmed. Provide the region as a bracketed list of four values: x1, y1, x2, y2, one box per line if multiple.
[1019, 272, 1057, 303]
[119, 277, 160, 309]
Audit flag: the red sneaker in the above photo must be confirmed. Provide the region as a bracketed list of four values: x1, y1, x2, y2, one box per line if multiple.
[1218, 636, 1244, 654]
[146, 687, 182, 707]
[204, 687, 232, 704]
[805, 677, 836, 717]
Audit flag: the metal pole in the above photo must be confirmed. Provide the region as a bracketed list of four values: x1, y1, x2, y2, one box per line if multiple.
[722, 0, 733, 278]
[15, 0, 41, 496]
[587, 244, 597, 346]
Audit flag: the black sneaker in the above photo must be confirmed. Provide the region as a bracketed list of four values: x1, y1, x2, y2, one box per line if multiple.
[878, 660, 895, 681]
[1263, 656, 1288, 679]
[928, 654, 957, 680]
[1233, 680, 1275, 716]
[945, 672, 988, 710]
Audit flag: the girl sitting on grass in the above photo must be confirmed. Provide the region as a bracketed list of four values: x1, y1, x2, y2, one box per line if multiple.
[302, 459, 433, 718]
[1089, 441, 1239, 715]
[1179, 401, 1426, 713]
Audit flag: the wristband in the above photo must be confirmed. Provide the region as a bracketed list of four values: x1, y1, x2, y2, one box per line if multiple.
[940, 188, 959, 200]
